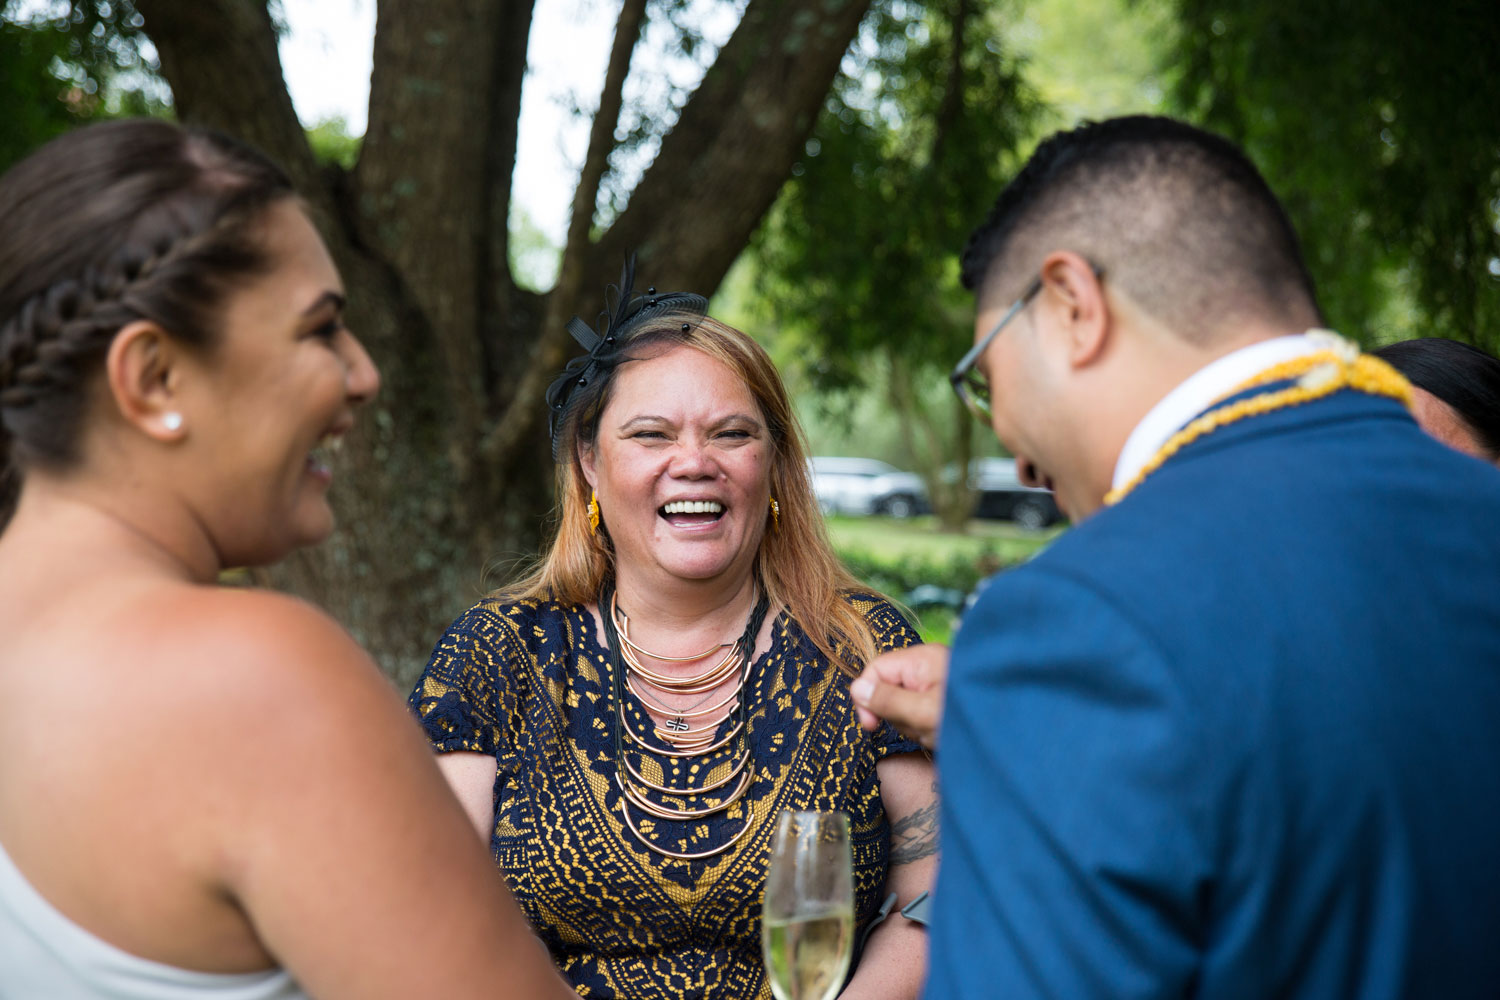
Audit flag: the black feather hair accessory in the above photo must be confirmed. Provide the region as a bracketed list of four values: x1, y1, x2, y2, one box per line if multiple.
[545, 254, 707, 461]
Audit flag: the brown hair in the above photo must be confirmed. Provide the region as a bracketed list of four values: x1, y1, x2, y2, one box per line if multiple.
[500, 314, 881, 675]
[0, 119, 295, 528]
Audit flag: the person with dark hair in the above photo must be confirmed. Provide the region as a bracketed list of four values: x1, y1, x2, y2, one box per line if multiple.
[408, 261, 937, 999]
[0, 120, 571, 999]
[851, 115, 1500, 998]
[1375, 337, 1500, 464]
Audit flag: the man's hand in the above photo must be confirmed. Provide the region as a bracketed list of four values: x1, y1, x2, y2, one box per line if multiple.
[850, 644, 949, 752]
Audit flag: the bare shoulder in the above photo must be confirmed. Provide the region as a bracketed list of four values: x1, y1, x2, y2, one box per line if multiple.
[124, 587, 571, 999]
[158, 586, 383, 697]
[138, 586, 441, 870]
[131, 585, 411, 770]
[169, 585, 368, 665]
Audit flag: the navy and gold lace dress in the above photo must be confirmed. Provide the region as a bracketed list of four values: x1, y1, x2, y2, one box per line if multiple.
[408, 593, 921, 999]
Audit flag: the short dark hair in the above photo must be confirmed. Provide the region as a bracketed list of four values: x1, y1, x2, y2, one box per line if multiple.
[0, 119, 294, 527]
[1375, 338, 1500, 459]
[960, 115, 1321, 341]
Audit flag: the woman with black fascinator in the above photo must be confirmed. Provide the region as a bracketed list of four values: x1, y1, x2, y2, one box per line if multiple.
[409, 260, 937, 999]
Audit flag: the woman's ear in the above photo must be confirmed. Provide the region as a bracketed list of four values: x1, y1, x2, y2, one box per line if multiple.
[104, 321, 188, 442]
[577, 440, 599, 491]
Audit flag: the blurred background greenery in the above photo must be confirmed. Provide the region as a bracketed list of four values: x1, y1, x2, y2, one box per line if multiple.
[3, 0, 1494, 673]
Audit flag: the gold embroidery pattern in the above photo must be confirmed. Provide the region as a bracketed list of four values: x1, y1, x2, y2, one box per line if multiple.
[410, 595, 921, 999]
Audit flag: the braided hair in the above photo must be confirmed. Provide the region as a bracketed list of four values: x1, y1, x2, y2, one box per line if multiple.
[0, 120, 293, 528]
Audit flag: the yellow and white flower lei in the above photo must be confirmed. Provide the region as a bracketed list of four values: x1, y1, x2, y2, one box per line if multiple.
[1103, 331, 1413, 506]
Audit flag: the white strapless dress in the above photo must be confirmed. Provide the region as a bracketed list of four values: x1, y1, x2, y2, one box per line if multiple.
[0, 839, 308, 1000]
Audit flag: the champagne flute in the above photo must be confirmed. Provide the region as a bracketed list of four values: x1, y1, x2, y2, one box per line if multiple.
[762, 810, 856, 1000]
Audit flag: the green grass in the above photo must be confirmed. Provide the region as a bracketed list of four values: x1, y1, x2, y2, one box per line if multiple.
[912, 607, 961, 646]
[825, 515, 1060, 566]
[824, 515, 1064, 643]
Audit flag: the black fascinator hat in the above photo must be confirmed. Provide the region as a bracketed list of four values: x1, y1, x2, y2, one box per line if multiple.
[545, 254, 707, 461]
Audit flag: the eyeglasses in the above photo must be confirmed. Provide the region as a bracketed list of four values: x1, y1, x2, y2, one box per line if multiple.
[949, 276, 1043, 421]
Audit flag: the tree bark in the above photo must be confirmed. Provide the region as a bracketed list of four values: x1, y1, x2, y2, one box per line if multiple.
[486, 0, 878, 464]
[135, 0, 319, 202]
[135, 0, 876, 687]
[885, 347, 974, 532]
[483, 0, 648, 469]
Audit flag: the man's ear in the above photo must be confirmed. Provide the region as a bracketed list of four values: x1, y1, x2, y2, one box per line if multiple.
[104, 320, 188, 442]
[1038, 251, 1110, 370]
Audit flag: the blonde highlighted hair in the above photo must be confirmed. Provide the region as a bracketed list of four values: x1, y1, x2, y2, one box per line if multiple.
[497, 313, 880, 675]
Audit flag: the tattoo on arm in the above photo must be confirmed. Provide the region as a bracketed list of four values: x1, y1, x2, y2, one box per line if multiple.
[888, 782, 939, 866]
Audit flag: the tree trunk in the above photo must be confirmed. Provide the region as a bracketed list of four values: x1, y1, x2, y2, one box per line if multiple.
[135, 0, 873, 688]
[885, 348, 974, 532]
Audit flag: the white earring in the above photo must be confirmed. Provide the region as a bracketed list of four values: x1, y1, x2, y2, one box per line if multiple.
[162, 412, 183, 432]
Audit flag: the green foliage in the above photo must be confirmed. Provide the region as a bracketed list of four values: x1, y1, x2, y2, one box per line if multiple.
[1167, 0, 1500, 351]
[509, 205, 562, 292]
[825, 514, 1058, 642]
[6, 1, 160, 100]
[730, 0, 1176, 481]
[0, 1, 167, 172]
[787, 353, 1006, 463]
[836, 546, 994, 599]
[744, 0, 1045, 524]
[0, 16, 86, 171]
[826, 513, 1055, 570]
[596, 0, 734, 227]
[753, 0, 1044, 391]
[305, 116, 360, 169]
[1010, 0, 1174, 124]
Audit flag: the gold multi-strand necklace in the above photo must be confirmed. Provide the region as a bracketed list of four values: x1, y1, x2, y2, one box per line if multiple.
[604, 587, 769, 860]
[615, 602, 745, 748]
[1105, 332, 1412, 506]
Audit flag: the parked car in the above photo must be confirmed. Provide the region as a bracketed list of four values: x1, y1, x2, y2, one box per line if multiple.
[809, 457, 928, 517]
[969, 457, 1062, 530]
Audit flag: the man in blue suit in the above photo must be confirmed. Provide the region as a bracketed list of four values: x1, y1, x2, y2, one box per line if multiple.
[852, 116, 1500, 997]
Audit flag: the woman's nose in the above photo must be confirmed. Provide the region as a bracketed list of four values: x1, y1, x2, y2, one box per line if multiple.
[669, 440, 719, 478]
[341, 328, 381, 404]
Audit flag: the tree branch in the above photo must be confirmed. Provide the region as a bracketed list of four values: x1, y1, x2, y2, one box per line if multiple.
[926, 0, 969, 172]
[480, 0, 874, 469]
[354, 0, 512, 464]
[598, 0, 876, 292]
[135, 0, 320, 201]
[480, 0, 539, 381]
[480, 0, 648, 467]
[560, 0, 650, 279]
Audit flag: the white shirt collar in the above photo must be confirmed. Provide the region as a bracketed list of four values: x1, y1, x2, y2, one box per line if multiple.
[1111, 333, 1325, 492]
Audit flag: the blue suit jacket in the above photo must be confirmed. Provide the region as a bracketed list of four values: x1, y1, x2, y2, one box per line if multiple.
[926, 389, 1500, 999]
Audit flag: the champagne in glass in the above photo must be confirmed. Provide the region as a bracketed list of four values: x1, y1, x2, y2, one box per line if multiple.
[762, 810, 855, 1000]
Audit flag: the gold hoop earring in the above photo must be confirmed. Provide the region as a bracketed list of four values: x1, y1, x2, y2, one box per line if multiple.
[770, 497, 780, 532]
[588, 490, 601, 535]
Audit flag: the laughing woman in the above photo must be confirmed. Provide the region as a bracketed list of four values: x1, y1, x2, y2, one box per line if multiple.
[409, 269, 938, 999]
[0, 121, 569, 999]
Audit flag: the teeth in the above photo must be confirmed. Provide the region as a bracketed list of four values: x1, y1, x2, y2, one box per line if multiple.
[310, 434, 343, 460]
[662, 500, 724, 515]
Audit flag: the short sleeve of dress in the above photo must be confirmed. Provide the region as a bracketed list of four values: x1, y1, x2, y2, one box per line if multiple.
[846, 594, 925, 762]
[407, 604, 513, 757]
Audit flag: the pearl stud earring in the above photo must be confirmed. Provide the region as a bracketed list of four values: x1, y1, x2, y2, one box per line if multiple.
[162, 412, 183, 432]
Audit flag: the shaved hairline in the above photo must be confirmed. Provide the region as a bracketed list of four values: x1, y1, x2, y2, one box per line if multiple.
[968, 121, 1323, 344]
